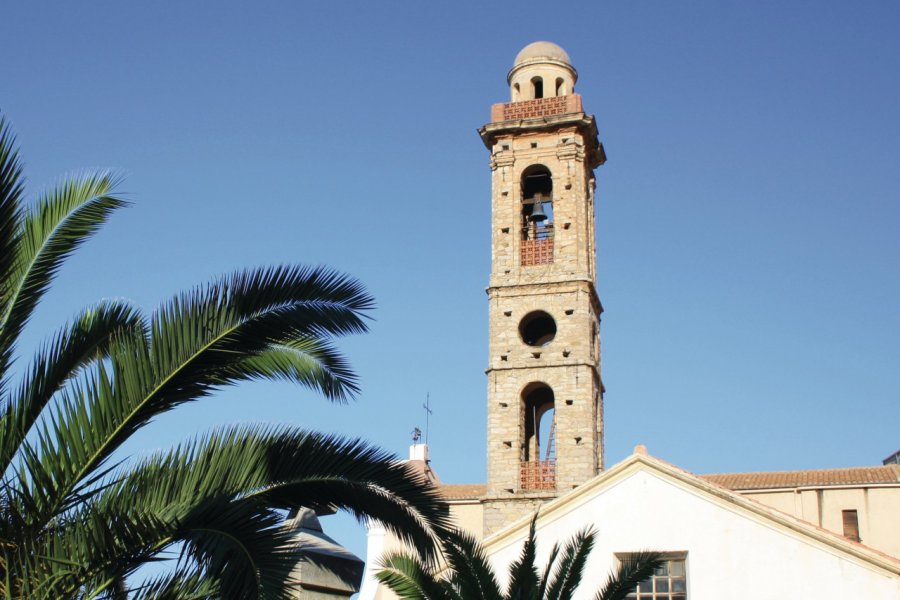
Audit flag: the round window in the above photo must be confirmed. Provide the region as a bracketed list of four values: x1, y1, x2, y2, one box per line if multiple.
[519, 311, 557, 347]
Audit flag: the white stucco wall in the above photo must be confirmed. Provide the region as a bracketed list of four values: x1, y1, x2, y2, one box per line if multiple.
[484, 467, 900, 600]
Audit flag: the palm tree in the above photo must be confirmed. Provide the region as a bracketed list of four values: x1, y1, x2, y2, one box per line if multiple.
[377, 517, 662, 600]
[0, 116, 448, 599]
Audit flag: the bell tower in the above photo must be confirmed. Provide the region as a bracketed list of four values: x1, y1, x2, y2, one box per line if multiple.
[479, 42, 605, 534]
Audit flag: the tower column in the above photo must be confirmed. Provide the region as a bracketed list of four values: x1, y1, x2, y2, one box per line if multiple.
[479, 42, 606, 535]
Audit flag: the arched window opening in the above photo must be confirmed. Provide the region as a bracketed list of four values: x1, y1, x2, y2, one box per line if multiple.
[513, 82, 521, 101]
[555, 77, 566, 96]
[520, 165, 554, 266]
[532, 76, 544, 99]
[522, 383, 556, 490]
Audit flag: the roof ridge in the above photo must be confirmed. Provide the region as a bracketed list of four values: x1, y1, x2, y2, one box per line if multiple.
[703, 464, 896, 478]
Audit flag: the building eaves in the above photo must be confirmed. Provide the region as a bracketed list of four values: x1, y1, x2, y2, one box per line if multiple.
[701, 464, 900, 490]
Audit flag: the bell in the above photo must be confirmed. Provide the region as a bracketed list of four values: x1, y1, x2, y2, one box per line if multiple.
[529, 199, 548, 222]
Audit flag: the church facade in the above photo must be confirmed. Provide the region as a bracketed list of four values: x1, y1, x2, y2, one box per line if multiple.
[358, 42, 900, 600]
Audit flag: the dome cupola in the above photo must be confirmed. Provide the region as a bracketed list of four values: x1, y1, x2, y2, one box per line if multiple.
[508, 41, 577, 102]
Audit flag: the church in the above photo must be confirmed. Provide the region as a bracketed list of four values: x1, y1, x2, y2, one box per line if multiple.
[348, 42, 900, 599]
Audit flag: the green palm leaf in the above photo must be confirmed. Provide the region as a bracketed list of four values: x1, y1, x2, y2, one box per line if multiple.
[439, 530, 503, 600]
[0, 117, 25, 393]
[3, 505, 171, 600]
[505, 517, 539, 600]
[176, 497, 298, 599]
[378, 521, 663, 600]
[0, 300, 145, 473]
[0, 172, 126, 381]
[376, 552, 456, 600]
[88, 426, 444, 597]
[21, 265, 375, 529]
[126, 570, 218, 600]
[227, 336, 358, 402]
[100, 427, 447, 558]
[0, 114, 447, 598]
[594, 551, 663, 600]
[542, 528, 594, 600]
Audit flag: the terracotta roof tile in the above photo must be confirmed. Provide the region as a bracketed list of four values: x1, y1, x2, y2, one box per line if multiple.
[432, 466, 900, 498]
[439, 484, 486, 500]
[702, 464, 900, 490]
[404, 460, 442, 486]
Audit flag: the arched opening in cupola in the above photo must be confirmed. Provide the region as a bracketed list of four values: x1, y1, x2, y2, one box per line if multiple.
[555, 77, 566, 96]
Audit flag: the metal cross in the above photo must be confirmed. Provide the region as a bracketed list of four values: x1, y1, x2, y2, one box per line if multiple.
[423, 393, 433, 445]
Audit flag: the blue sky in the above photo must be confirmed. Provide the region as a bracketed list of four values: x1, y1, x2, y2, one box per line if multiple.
[5, 1, 899, 560]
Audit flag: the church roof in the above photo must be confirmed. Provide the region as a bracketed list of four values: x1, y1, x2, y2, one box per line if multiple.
[437, 464, 900, 500]
[439, 483, 486, 499]
[701, 464, 900, 490]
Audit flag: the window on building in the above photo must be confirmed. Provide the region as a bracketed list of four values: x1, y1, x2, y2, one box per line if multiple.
[621, 555, 687, 600]
[842, 509, 860, 542]
[532, 76, 544, 99]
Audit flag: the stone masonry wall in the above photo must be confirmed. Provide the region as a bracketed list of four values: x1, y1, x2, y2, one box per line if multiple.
[488, 126, 596, 289]
[484, 111, 604, 536]
[483, 497, 553, 537]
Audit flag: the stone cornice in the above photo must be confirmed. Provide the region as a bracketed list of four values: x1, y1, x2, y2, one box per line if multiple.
[486, 279, 603, 315]
[478, 112, 605, 168]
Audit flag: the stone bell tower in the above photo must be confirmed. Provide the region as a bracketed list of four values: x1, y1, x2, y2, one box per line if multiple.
[479, 42, 605, 535]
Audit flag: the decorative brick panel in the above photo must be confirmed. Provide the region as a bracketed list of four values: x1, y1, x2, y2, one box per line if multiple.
[521, 238, 553, 266]
[521, 460, 556, 490]
[491, 95, 583, 122]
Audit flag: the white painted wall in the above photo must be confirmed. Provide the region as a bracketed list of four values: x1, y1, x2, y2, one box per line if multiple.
[357, 522, 383, 600]
[485, 468, 900, 600]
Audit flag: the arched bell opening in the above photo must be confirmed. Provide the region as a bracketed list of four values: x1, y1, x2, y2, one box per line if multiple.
[520, 165, 554, 266]
[531, 76, 544, 99]
[521, 383, 556, 490]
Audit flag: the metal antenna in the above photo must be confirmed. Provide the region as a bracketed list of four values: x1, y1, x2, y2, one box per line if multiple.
[423, 393, 433, 445]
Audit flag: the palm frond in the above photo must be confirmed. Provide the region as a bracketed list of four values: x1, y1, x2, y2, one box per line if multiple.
[242, 428, 448, 559]
[594, 551, 664, 600]
[3, 503, 172, 600]
[226, 336, 359, 403]
[439, 530, 503, 600]
[376, 552, 455, 600]
[126, 569, 218, 600]
[176, 498, 298, 600]
[535, 541, 560, 600]
[0, 172, 126, 378]
[0, 115, 428, 599]
[0, 300, 146, 473]
[505, 516, 539, 600]
[22, 266, 374, 528]
[0, 116, 25, 389]
[96, 426, 445, 563]
[542, 528, 594, 600]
